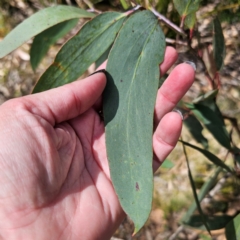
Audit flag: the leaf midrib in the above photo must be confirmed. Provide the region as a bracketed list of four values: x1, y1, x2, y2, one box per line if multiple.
[125, 20, 158, 156]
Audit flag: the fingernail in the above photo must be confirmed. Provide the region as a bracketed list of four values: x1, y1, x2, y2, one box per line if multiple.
[89, 69, 106, 76]
[172, 108, 184, 120]
[184, 61, 196, 71]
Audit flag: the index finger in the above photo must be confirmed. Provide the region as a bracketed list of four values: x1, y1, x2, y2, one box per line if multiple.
[17, 73, 107, 125]
[154, 62, 195, 126]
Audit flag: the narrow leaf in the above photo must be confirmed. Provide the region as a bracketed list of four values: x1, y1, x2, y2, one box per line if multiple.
[186, 215, 233, 230]
[225, 213, 240, 240]
[103, 10, 165, 233]
[30, 19, 78, 71]
[193, 89, 218, 104]
[33, 12, 126, 93]
[119, 0, 130, 10]
[186, 103, 231, 149]
[213, 17, 225, 71]
[193, 94, 225, 127]
[184, 114, 208, 149]
[0, 5, 94, 58]
[182, 167, 222, 224]
[182, 141, 211, 235]
[180, 140, 233, 173]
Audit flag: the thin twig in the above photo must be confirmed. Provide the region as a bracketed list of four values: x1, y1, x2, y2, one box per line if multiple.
[65, 0, 72, 5]
[169, 225, 185, 240]
[124, 5, 142, 15]
[165, 38, 188, 46]
[149, 7, 187, 38]
[87, 8, 102, 14]
[207, 172, 231, 199]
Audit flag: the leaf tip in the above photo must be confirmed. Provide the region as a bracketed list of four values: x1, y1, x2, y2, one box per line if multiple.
[132, 226, 140, 236]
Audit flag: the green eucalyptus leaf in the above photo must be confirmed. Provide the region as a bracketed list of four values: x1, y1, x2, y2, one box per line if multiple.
[184, 12, 196, 29]
[193, 89, 218, 104]
[103, 10, 165, 233]
[184, 148, 211, 234]
[226, 213, 240, 240]
[30, 19, 78, 71]
[173, 0, 200, 17]
[180, 140, 232, 173]
[161, 159, 174, 169]
[186, 103, 231, 150]
[213, 17, 225, 71]
[33, 12, 126, 93]
[0, 5, 94, 58]
[184, 114, 208, 149]
[186, 215, 233, 230]
[182, 167, 222, 224]
[193, 95, 225, 127]
[156, 0, 170, 14]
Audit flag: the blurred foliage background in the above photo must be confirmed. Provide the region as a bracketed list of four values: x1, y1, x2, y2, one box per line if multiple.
[0, 0, 240, 239]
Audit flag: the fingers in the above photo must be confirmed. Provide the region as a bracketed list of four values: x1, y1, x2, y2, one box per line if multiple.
[153, 112, 182, 172]
[154, 63, 195, 126]
[160, 46, 178, 76]
[22, 73, 107, 125]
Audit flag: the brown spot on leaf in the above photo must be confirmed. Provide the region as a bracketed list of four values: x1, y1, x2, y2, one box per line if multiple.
[52, 61, 66, 72]
[136, 182, 139, 191]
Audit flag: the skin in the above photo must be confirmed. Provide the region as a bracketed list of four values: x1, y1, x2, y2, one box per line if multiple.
[0, 47, 195, 240]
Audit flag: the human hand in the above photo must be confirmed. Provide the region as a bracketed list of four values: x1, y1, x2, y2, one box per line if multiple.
[0, 47, 194, 240]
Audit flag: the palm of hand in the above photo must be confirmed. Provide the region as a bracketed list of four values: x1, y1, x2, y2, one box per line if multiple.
[0, 102, 122, 239]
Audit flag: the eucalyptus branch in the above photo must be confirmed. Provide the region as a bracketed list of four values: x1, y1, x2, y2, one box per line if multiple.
[126, 5, 142, 15]
[149, 7, 187, 38]
[169, 225, 184, 240]
[166, 38, 188, 46]
[87, 8, 102, 14]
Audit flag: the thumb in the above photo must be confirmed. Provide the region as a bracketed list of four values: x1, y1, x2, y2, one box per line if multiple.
[22, 72, 106, 125]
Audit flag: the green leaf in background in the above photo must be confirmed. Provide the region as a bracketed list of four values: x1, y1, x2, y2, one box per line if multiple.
[173, 0, 200, 17]
[103, 10, 165, 233]
[186, 215, 233, 230]
[182, 141, 211, 235]
[184, 114, 208, 149]
[30, 19, 78, 71]
[184, 12, 196, 32]
[119, 0, 130, 10]
[180, 140, 233, 173]
[192, 89, 218, 104]
[182, 167, 222, 224]
[33, 12, 126, 93]
[186, 103, 231, 150]
[225, 213, 240, 240]
[193, 92, 225, 127]
[161, 159, 174, 169]
[156, 0, 170, 14]
[213, 17, 225, 71]
[0, 5, 94, 58]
